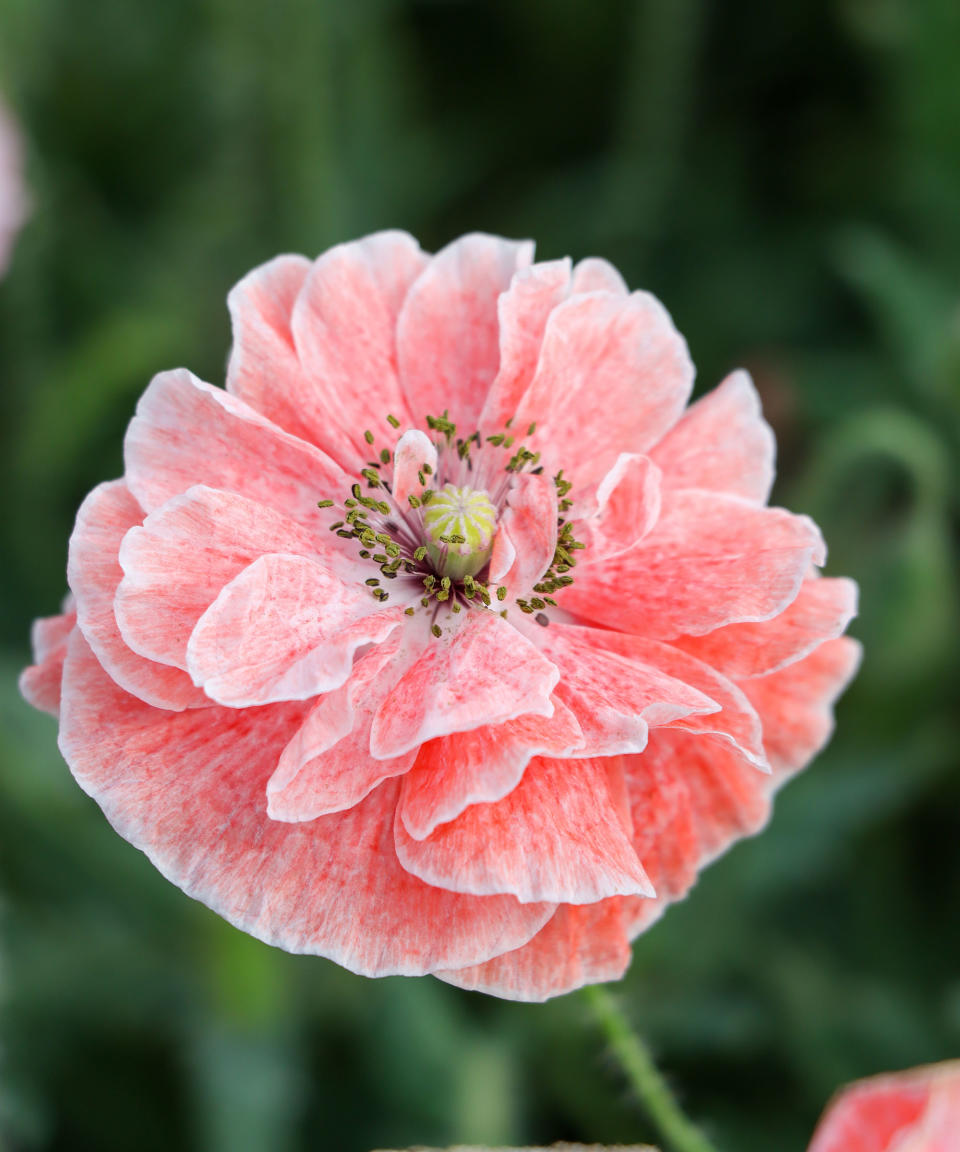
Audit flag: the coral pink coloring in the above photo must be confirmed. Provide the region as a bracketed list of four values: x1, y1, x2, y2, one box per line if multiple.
[809, 1062, 960, 1152]
[21, 232, 860, 1000]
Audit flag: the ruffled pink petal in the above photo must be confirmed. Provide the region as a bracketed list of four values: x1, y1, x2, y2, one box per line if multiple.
[808, 1062, 960, 1152]
[621, 641, 860, 943]
[68, 481, 205, 710]
[618, 720, 775, 943]
[490, 472, 558, 595]
[225, 253, 311, 433]
[479, 258, 572, 431]
[370, 611, 559, 758]
[651, 370, 775, 504]
[536, 625, 719, 758]
[398, 697, 584, 840]
[741, 636, 862, 778]
[570, 256, 628, 296]
[398, 233, 534, 428]
[621, 638, 770, 769]
[19, 602, 77, 716]
[439, 899, 631, 1001]
[636, 729, 771, 866]
[679, 576, 859, 679]
[563, 489, 825, 639]
[267, 636, 415, 821]
[125, 369, 348, 524]
[391, 429, 438, 508]
[577, 453, 662, 563]
[187, 553, 403, 706]
[288, 232, 429, 468]
[115, 486, 315, 672]
[619, 760, 699, 940]
[487, 524, 516, 584]
[59, 631, 555, 975]
[512, 290, 693, 493]
[395, 755, 654, 904]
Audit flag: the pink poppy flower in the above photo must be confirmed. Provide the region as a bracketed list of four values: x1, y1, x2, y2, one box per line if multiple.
[809, 1062, 960, 1152]
[20, 232, 860, 1000]
[0, 98, 27, 276]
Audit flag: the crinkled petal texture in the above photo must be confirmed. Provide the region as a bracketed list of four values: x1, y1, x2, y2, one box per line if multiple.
[808, 1062, 960, 1152]
[23, 231, 859, 1001]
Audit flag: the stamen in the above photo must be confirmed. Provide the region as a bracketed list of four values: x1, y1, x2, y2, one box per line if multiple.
[318, 410, 587, 636]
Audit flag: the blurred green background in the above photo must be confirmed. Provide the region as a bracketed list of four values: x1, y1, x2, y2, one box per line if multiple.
[1, 1, 958, 1149]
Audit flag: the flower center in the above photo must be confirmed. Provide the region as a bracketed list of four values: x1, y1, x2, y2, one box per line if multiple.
[423, 483, 496, 581]
[318, 411, 585, 637]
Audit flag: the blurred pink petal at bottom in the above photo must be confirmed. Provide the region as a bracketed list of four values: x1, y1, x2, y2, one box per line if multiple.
[809, 1062, 960, 1152]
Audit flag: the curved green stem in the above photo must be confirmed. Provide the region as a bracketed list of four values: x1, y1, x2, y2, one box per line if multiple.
[582, 984, 721, 1152]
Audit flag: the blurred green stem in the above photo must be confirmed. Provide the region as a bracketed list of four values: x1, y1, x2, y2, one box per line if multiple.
[583, 985, 720, 1152]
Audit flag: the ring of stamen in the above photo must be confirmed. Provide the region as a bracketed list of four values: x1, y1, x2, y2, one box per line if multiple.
[318, 412, 585, 635]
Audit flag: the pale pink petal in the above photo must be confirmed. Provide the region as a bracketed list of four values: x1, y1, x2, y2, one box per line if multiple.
[398, 698, 584, 840]
[370, 611, 559, 758]
[439, 900, 631, 1002]
[125, 369, 348, 524]
[491, 472, 558, 596]
[487, 523, 517, 585]
[808, 1062, 960, 1152]
[289, 232, 429, 468]
[618, 721, 775, 942]
[571, 256, 628, 296]
[619, 737, 700, 940]
[267, 636, 415, 822]
[651, 370, 775, 503]
[742, 636, 862, 778]
[0, 100, 27, 276]
[59, 632, 555, 975]
[512, 291, 694, 493]
[620, 638, 770, 769]
[186, 553, 402, 706]
[398, 233, 534, 428]
[19, 605, 77, 717]
[679, 576, 859, 679]
[576, 453, 662, 564]
[632, 730, 771, 867]
[479, 258, 572, 430]
[115, 486, 315, 672]
[225, 254, 311, 437]
[536, 625, 719, 758]
[395, 756, 654, 904]
[67, 481, 206, 709]
[392, 429, 438, 508]
[563, 489, 825, 639]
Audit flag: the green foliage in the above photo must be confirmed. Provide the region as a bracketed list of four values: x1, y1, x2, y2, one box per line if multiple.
[1, 1, 958, 1149]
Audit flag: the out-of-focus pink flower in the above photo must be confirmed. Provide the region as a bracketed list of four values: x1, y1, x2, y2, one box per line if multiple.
[21, 232, 860, 1000]
[0, 98, 27, 275]
[809, 1062, 960, 1152]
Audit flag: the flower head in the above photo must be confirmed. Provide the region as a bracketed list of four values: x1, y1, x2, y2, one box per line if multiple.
[809, 1062, 960, 1152]
[0, 97, 27, 276]
[21, 232, 860, 1000]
